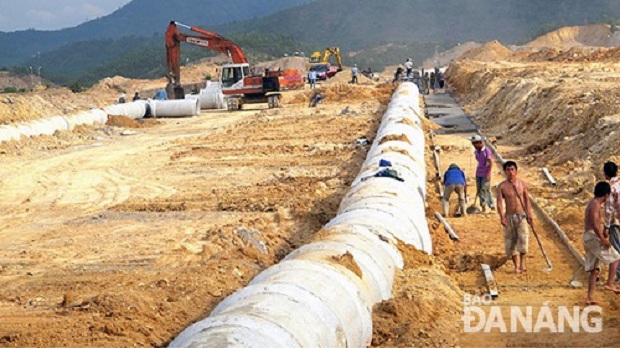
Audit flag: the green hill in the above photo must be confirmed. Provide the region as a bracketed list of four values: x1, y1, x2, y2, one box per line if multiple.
[0, 0, 313, 66]
[218, 0, 620, 49]
[30, 33, 313, 87]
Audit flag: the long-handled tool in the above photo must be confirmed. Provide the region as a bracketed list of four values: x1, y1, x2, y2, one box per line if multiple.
[569, 265, 584, 288]
[511, 182, 553, 272]
[466, 194, 481, 215]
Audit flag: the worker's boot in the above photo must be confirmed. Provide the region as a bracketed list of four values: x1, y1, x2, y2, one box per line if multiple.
[442, 199, 450, 217]
[459, 199, 467, 217]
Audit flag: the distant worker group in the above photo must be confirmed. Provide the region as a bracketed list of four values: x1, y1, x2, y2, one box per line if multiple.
[392, 59, 445, 94]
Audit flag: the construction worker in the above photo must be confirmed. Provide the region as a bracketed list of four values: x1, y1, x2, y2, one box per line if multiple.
[405, 58, 413, 78]
[118, 93, 126, 104]
[154, 89, 168, 100]
[308, 67, 317, 89]
[496, 161, 532, 274]
[133, 91, 141, 101]
[584, 181, 620, 305]
[351, 64, 359, 84]
[470, 134, 495, 213]
[442, 163, 467, 217]
[603, 161, 620, 281]
[393, 65, 404, 84]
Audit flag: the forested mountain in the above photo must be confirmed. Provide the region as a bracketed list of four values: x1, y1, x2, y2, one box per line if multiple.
[0, 0, 313, 66]
[218, 0, 620, 49]
[4, 0, 620, 87]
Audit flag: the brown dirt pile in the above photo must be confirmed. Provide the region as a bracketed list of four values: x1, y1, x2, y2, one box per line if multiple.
[325, 69, 374, 85]
[285, 83, 393, 106]
[526, 24, 619, 48]
[256, 57, 308, 74]
[422, 41, 482, 67]
[447, 59, 620, 172]
[0, 88, 116, 124]
[372, 245, 462, 347]
[107, 115, 160, 128]
[459, 40, 513, 62]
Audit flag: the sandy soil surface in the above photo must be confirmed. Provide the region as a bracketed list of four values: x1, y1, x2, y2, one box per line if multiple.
[4, 24, 620, 346]
[427, 133, 620, 347]
[0, 83, 394, 346]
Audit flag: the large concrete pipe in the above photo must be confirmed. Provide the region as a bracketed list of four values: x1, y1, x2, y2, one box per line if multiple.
[103, 100, 148, 120]
[148, 99, 200, 118]
[0, 108, 109, 144]
[186, 82, 226, 110]
[169, 82, 429, 348]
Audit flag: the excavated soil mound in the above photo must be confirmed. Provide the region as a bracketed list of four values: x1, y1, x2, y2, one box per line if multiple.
[459, 40, 513, 62]
[325, 69, 373, 85]
[107, 115, 143, 128]
[256, 57, 308, 74]
[285, 83, 393, 106]
[526, 24, 620, 48]
[422, 42, 482, 67]
[372, 245, 462, 347]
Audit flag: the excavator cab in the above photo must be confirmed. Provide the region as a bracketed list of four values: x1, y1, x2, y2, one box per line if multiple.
[221, 63, 250, 88]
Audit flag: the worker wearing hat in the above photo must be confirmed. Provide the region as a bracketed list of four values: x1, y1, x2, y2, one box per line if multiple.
[470, 134, 495, 213]
[443, 163, 468, 217]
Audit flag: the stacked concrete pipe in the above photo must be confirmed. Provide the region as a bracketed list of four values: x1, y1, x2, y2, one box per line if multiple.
[149, 98, 200, 118]
[103, 100, 149, 120]
[0, 98, 202, 144]
[170, 82, 429, 348]
[0, 108, 108, 143]
[185, 81, 226, 110]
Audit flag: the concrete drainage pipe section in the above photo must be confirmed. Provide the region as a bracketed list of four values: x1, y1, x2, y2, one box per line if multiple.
[0, 108, 108, 143]
[149, 99, 200, 118]
[0, 96, 207, 144]
[170, 82, 429, 348]
[185, 82, 226, 110]
[103, 101, 149, 120]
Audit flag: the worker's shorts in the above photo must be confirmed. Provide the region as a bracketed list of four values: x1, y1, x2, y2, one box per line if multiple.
[503, 213, 529, 256]
[583, 230, 620, 272]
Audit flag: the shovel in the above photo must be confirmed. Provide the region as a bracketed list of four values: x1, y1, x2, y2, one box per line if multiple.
[466, 195, 481, 215]
[569, 265, 584, 288]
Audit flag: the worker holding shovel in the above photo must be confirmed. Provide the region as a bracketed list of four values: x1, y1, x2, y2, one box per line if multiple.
[497, 161, 533, 274]
[470, 135, 495, 213]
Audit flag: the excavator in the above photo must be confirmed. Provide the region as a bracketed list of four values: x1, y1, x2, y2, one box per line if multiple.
[308, 47, 343, 80]
[165, 21, 304, 111]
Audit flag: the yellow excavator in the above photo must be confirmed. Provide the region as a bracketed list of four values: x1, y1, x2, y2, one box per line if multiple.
[308, 47, 343, 80]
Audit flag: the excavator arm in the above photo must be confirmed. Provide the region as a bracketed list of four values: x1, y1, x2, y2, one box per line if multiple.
[321, 47, 343, 70]
[165, 21, 248, 89]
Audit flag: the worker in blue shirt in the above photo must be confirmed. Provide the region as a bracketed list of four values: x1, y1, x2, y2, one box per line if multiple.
[308, 67, 317, 89]
[154, 89, 168, 100]
[443, 163, 468, 217]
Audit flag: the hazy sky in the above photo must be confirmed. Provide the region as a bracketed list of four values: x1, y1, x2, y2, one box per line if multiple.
[0, 0, 132, 32]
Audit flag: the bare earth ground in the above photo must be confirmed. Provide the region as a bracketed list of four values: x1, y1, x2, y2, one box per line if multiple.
[0, 84, 391, 346]
[3, 36, 620, 346]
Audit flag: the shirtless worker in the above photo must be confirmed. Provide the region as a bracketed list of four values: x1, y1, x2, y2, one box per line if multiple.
[584, 181, 620, 305]
[496, 161, 533, 274]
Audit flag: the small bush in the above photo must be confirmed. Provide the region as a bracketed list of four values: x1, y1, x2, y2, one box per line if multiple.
[69, 82, 84, 93]
[2, 87, 17, 93]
